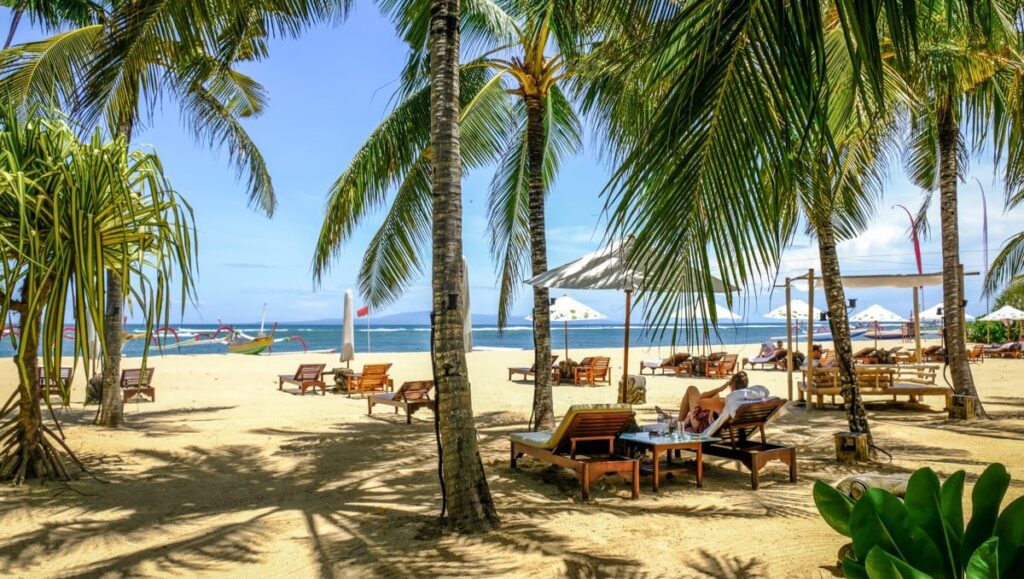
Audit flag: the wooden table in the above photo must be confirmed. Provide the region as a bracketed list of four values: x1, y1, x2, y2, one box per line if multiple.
[619, 431, 720, 492]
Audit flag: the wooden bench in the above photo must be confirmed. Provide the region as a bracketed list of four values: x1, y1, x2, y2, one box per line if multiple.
[122, 368, 155, 403]
[367, 380, 434, 424]
[801, 365, 951, 410]
[278, 363, 327, 395]
[37, 366, 73, 402]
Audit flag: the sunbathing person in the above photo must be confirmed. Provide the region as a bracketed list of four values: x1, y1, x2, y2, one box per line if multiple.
[679, 372, 749, 433]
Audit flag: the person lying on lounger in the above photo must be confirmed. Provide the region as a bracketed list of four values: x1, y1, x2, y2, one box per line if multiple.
[679, 372, 749, 433]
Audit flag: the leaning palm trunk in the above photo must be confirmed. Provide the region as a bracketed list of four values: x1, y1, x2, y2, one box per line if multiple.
[816, 221, 871, 436]
[95, 270, 124, 426]
[428, 0, 499, 532]
[936, 104, 985, 418]
[525, 95, 554, 431]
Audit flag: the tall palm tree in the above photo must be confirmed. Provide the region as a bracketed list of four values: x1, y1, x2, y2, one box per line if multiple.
[1, 0, 96, 49]
[0, 0, 344, 427]
[899, 0, 1024, 417]
[0, 106, 196, 483]
[314, 3, 582, 431]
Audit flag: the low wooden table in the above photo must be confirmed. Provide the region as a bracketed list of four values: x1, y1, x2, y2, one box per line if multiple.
[619, 431, 720, 492]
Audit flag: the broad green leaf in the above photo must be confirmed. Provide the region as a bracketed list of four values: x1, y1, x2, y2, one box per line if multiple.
[850, 489, 945, 577]
[994, 497, 1024, 576]
[940, 470, 967, 552]
[842, 557, 869, 579]
[966, 537, 1000, 579]
[814, 479, 855, 537]
[905, 467, 958, 577]
[964, 464, 1010, 563]
[864, 546, 932, 579]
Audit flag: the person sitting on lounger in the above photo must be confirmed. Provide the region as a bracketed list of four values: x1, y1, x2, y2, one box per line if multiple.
[679, 372, 749, 433]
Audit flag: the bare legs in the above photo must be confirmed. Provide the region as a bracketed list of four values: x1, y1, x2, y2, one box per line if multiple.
[679, 386, 701, 419]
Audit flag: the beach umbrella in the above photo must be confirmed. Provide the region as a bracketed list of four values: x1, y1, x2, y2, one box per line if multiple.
[764, 299, 822, 321]
[850, 304, 907, 348]
[340, 290, 355, 366]
[462, 256, 473, 353]
[526, 237, 732, 400]
[920, 302, 975, 322]
[527, 295, 607, 360]
[979, 305, 1024, 321]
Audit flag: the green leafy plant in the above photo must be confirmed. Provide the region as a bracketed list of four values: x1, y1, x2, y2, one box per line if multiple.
[967, 322, 1017, 345]
[814, 464, 1024, 578]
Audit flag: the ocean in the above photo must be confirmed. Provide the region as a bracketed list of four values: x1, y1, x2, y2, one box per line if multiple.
[0, 322, 915, 357]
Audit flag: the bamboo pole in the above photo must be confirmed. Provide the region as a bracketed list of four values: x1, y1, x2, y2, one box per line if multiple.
[913, 287, 922, 357]
[786, 278, 794, 400]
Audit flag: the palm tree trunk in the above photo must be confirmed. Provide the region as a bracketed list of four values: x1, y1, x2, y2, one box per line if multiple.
[524, 94, 554, 431]
[937, 103, 986, 418]
[428, 0, 499, 533]
[95, 120, 134, 428]
[3, 0, 26, 49]
[816, 220, 871, 436]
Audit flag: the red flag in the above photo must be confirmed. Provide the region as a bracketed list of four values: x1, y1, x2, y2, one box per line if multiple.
[357, 306, 369, 317]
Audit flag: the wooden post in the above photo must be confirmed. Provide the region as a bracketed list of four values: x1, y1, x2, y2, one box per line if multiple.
[950, 394, 977, 420]
[620, 289, 632, 403]
[913, 287, 921, 356]
[786, 277, 793, 400]
[835, 432, 872, 463]
[806, 269, 815, 407]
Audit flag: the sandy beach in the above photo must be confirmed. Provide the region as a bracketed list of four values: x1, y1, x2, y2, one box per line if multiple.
[0, 340, 1022, 578]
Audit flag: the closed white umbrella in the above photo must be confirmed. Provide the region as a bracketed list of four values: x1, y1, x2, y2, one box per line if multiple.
[462, 256, 473, 353]
[979, 305, 1024, 321]
[921, 302, 975, 322]
[527, 295, 606, 360]
[340, 290, 355, 366]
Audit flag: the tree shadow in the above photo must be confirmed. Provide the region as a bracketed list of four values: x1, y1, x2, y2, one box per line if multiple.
[683, 548, 765, 578]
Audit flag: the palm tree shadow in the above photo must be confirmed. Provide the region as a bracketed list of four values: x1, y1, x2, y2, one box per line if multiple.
[684, 548, 765, 577]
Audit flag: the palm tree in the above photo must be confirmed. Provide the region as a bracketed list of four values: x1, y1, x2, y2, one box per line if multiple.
[313, 3, 582, 431]
[0, 0, 343, 426]
[0, 106, 196, 483]
[898, 0, 1024, 417]
[1, 0, 96, 49]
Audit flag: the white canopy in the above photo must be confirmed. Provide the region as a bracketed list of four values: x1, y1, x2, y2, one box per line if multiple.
[764, 299, 822, 321]
[526, 295, 607, 322]
[340, 290, 355, 363]
[676, 303, 742, 321]
[920, 302, 975, 322]
[979, 305, 1024, 321]
[462, 257, 473, 352]
[525, 238, 731, 292]
[849, 304, 907, 323]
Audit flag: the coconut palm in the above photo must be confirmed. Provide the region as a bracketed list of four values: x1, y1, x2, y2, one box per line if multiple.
[0, 0, 345, 427]
[313, 2, 582, 431]
[898, 0, 1024, 417]
[0, 106, 196, 483]
[1, 0, 96, 49]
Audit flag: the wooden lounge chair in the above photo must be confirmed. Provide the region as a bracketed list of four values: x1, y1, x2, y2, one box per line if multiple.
[745, 348, 786, 370]
[510, 404, 639, 500]
[985, 341, 1023, 359]
[278, 363, 327, 396]
[919, 345, 943, 362]
[640, 353, 689, 375]
[508, 355, 559, 381]
[706, 354, 738, 379]
[573, 356, 611, 386]
[701, 397, 796, 490]
[122, 368, 156, 403]
[37, 366, 73, 400]
[967, 344, 985, 363]
[367, 380, 434, 424]
[345, 363, 393, 396]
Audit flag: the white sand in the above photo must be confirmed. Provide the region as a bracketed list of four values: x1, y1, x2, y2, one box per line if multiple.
[0, 341, 1022, 577]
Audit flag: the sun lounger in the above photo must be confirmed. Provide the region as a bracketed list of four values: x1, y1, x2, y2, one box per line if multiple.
[640, 352, 692, 375]
[967, 344, 985, 363]
[122, 368, 156, 403]
[573, 356, 611, 386]
[278, 363, 327, 396]
[367, 380, 434, 424]
[37, 366, 73, 400]
[510, 404, 639, 500]
[706, 354, 738, 379]
[918, 345, 943, 362]
[984, 341, 1023, 359]
[508, 355, 559, 381]
[345, 363, 393, 396]
[697, 388, 796, 490]
[744, 348, 787, 370]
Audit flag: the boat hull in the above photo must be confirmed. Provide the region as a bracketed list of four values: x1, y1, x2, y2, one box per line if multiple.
[228, 335, 273, 355]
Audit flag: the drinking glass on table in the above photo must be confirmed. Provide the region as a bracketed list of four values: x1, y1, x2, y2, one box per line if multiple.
[656, 413, 665, 435]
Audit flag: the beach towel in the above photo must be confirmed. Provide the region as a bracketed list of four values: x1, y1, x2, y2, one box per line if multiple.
[699, 386, 779, 437]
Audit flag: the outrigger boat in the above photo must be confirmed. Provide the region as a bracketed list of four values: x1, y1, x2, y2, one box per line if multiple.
[227, 304, 275, 355]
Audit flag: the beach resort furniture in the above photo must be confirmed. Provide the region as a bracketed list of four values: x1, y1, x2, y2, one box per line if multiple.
[573, 356, 611, 386]
[36, 366, 73, 399]
[345, 363, 394, 396]
[984, 341, 1023, 359]
[744, 347, 787, 370]
[639, 353, 692, 376]
[510, 404, 639, 500]
[701, 390, 796, 490]
[918, 345, 943, 362]
[967, 344, 985, 363]
[800, 365, 951, 411]
[278, 363, 327, 396]
[851, 347, 878, 364]
[122, 368, 156, 403]
[619, 430, 719, 491]
[367, 380, 434, 424]
[508, 355, 559, 381]
[706, 354, 738, 379]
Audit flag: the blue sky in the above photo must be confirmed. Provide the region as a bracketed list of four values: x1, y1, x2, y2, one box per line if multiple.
[4, 8, 1022, 324]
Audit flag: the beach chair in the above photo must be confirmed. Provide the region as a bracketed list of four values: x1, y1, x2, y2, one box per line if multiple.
[36, 366, 73, 400]
[744, 347, 786, 370]
[346, 363, 393, 396]
[639, 355, 685, 375]
[852, 347, 878, 365]
[510, 404, 639, 500]
[367, 380, 434, 424]
[278, 363, 327, 396]
[985, 341, 1023, 359]
[573, 356, 611, 386]
[122, 368, 156, 403]
[967, 344, 985, 363]
[706, 354, 738, 379]
[508, 355, 559, 381]
[698, 390, 797, 490]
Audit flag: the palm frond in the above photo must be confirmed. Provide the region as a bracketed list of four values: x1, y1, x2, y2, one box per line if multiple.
[984, 230, 1024, 296]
